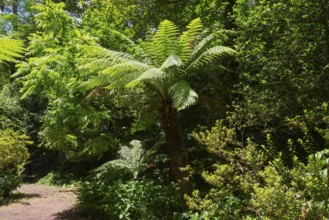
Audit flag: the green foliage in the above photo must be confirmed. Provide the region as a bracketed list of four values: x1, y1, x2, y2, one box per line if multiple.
[78, 169, 181, 220]
[0, 129, 31, 200]
[233, 0, 329, 135]
[80, 18, 235, 116]
[13, 0, 128, 159]
[0, 84, 29, 131]
[186, 121, 329, 219]
[96, 140, 149, 178]
[0, 38, 24, 62]
[0, 129, 31, 175]
[0, 174, 21, 200]
[37, 171, 80, 188]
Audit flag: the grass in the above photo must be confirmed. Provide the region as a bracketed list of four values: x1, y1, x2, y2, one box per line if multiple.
[37, 171, 81, 188]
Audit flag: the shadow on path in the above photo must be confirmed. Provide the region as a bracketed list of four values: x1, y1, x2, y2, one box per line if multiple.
[53, 206, 86, 220]
[0, 192, 41, 206]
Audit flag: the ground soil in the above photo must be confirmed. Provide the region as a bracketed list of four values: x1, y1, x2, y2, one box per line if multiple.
[0, 184, 85, 220]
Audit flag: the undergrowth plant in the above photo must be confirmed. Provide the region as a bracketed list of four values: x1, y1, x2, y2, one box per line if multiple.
[0, 129, 31, 201]
[78, 140, 180, 219]
[185, 120, 329, 219]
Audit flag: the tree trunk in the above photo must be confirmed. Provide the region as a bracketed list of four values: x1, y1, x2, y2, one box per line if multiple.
[160, 101, 192, 205]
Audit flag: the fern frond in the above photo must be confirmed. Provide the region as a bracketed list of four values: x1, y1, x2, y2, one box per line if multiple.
[93, 159, 131, 173]
[102, 61, 148, 77]
[144, 20, 179, 65]
[12, 62, 31, 78]
[161, 55, 184, 69]
[186, 18, 203, 37]
[118, 145, 133, 162]
[191, 34, 215, 57]
[131, 140, 143, 163]
[97, 61, 148, 88]
[186, 46, 236, 71]
[108, 159, 132, 169]
[79, 74, 112, 91]
[169, 80, 198, 111]
[0, 38, 25, 62]
[178, 18, 203, 61]
[108, 29, 148, 60]
[79, 46, 135, 71]
[125, 67, 166, 88]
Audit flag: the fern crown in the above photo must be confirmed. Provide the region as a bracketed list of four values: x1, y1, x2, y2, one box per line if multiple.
[80, 18, 236, 111]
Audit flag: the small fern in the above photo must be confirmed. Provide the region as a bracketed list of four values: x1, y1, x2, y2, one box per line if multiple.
[96, 140, 148, 178]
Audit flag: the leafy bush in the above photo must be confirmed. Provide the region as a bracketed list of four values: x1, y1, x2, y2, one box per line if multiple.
[0, 174, 21, 199]
[37, 171, 80, 188]
[78, 169, 181, 220]
[185, 121, 329, 219]
[0, 129, 31, 200]
[78, 140, 180, 219]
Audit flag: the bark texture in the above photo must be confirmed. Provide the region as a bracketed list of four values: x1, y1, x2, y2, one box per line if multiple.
[160, 101, 192, 203]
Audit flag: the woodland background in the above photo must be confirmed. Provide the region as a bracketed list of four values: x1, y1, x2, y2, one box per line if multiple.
[1, 0, 329, 219]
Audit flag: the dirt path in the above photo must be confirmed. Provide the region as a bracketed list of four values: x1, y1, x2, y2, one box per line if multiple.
[0, 184, 84, 220]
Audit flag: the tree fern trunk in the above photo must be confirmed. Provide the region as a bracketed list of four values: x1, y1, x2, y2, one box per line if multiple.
[160, 101, 192, 204]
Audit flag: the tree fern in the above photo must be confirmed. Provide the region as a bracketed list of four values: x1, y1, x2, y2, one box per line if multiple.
[80, 19, 236, 195]
[79, 17, 236, 115]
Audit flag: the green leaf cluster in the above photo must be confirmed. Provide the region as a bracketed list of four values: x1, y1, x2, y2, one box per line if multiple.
[186, 121, 329, 219]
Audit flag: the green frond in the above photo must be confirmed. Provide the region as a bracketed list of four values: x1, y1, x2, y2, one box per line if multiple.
[144, 20, 179, 65]
[102, 61, 148, 77]
[11, 62, 31, 78]
[129, 139, 142, 148]
[192, 34, 215, 57]
[108, 159, 132, 169]
[118, 145, 133, 162]
[79, 74, 112, 91]
[178, 18, 203, 61]
[161, 55, 184, 69]
[169, 80, 198, 111]
[126, 68, 166, 88]
[186, 46, 236, 71]
[100, 61, 148, 88]
[94, 159, 130, 173]
[0, 38, 25, 62]
[186, 18, 203, 36]
[79, 45, 135, 71]
[108, 29, 148, 59]
[131, 140, 143, 162]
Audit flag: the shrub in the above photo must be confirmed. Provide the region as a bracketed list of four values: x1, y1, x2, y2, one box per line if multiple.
[0, 129, 31, 200]
[0, 175, 21, 198]
[185, 121, 329, 219]
[78, 168, 181, 220]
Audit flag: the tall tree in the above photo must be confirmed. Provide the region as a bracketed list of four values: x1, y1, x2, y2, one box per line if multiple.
[232, 0, 329, 159]
[79, 18, 236, 198]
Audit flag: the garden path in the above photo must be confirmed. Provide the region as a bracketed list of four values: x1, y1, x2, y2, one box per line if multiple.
[0, 184, 84, 220]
